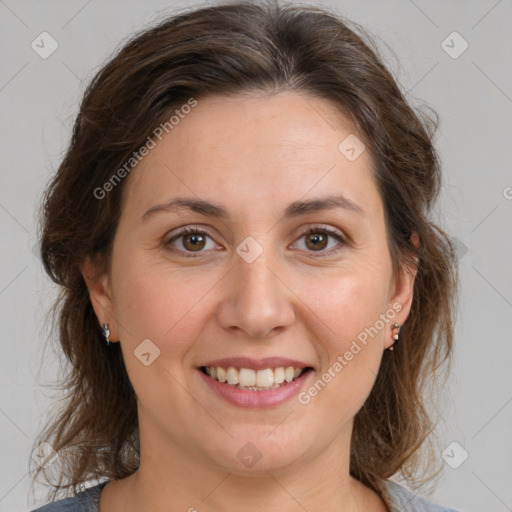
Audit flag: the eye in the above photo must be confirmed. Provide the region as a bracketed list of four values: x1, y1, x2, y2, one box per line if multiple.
[164, 226, 219, 257]
[292, 225, 346, 257]
[164, 224, 347, 258]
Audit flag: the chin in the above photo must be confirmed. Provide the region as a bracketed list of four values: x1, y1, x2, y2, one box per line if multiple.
[202, 425, 314, 474]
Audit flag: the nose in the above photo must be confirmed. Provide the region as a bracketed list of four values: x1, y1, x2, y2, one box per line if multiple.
[216, 248, 295, 339]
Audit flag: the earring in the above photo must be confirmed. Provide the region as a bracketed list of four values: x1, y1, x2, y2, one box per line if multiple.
[101, 323, 110, 346]
[387, 322, 400, 352]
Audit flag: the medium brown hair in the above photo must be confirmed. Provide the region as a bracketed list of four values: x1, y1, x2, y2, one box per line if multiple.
[31, 0, 458, 503]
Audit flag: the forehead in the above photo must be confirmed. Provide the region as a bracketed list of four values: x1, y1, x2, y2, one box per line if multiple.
[121, 90, 381, 222]
[162, 90, 363, 160]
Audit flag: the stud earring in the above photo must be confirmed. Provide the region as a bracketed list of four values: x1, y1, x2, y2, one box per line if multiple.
[387, 322, 400, 352]
[101, 323, 110, 346]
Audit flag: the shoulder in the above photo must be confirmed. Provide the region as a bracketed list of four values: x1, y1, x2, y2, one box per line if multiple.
[29, 482, 108, 512]
[382, 480, 464, 512]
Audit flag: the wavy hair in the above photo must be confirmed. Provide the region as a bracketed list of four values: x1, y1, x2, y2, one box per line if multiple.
[31, 0, 458, 503]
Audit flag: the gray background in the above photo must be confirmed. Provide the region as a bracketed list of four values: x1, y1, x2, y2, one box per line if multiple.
[1, 0, 511, 510]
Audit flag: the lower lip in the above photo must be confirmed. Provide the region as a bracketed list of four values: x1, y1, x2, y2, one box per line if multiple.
[198, 369, 313, 409]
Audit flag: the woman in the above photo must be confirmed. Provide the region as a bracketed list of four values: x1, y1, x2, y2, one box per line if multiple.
[30, 1, 461, 510]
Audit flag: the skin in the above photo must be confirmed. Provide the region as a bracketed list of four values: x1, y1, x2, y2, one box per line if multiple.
[82, 90, 417, 512]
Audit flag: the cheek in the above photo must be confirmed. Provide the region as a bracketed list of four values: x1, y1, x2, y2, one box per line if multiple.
[110, 255, 222, 411]
[301, 260, 391, 341]
[111, 252, 220, 354]
[296, 263, 390, 406]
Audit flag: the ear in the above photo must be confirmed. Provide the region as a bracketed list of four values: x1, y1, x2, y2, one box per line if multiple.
[80, 256, 119, 342]
[385, 232, 419, 349]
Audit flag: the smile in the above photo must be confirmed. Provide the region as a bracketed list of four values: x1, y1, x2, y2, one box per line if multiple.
[198, 363, 314, 409]
[200, 365, 310, 390]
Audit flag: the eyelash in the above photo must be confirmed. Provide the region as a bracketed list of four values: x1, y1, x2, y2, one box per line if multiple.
[164, 224, 347, 259]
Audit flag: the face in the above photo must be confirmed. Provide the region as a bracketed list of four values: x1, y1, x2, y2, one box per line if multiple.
[83, 90, 415, 476]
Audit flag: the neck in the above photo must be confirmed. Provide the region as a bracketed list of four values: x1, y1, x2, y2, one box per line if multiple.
[102, 421, 386, 511]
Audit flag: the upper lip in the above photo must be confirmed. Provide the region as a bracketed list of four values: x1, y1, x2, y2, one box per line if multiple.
[199, 357, 312, 370]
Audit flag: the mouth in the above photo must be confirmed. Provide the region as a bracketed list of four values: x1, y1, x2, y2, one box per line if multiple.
[199, 365, 314, 391]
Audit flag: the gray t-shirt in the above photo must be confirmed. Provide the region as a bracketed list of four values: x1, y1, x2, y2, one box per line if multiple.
[30, 479, 463, 511]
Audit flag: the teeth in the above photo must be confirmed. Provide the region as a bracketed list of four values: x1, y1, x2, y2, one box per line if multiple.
[256, 369, 274, 388]
[217, 367, 227, 383]
[239, 368, 255, 387]
[274, 367, 285, 384]
[226, 367, 239, 385]
[204, 365, 307, 390]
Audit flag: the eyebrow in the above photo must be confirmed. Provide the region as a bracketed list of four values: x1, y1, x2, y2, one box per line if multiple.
[141, 194, 364, 222]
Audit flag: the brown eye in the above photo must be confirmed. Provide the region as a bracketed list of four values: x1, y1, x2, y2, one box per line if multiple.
[293, 226, 346, 257]
[165, 227, 217, 256]
[182, 232, 207, 251]
[165, 225, 345, 258]
[304, 232, 328, 251]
